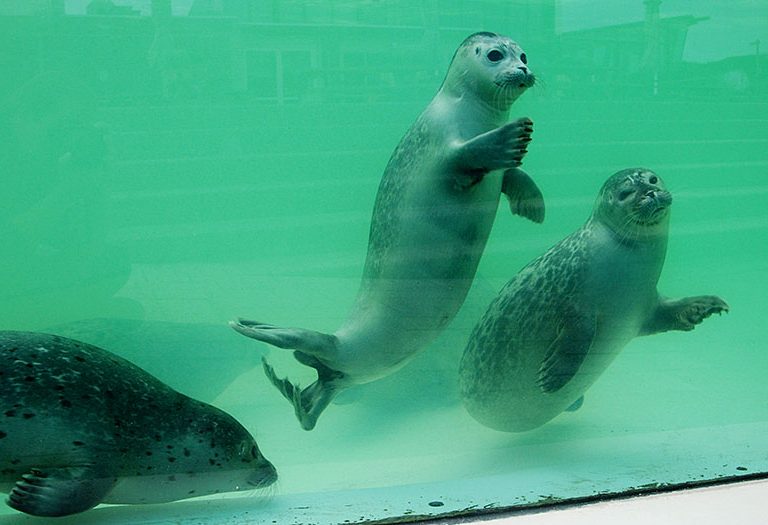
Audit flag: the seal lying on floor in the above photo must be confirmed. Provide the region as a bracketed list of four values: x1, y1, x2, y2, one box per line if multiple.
[231, 32, 544, 430]
[0, 331, 277, 517]
[459, 168, 729, 432]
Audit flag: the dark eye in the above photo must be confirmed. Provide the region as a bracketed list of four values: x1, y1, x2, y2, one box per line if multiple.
[649, 175, 658, 184]
[618, 190, 633, 201]
[487, 49, 504, 62]
[520, 53, 527, 64]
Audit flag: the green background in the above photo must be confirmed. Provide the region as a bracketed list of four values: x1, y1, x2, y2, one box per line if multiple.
[1, 1, 766, 523]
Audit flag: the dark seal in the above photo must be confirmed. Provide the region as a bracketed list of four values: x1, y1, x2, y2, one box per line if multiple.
[0, 331, 277, 517]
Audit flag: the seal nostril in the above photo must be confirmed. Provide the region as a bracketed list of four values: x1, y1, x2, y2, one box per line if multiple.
[519, 66, 528, 74]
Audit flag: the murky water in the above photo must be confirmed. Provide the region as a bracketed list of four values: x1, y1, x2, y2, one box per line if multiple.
[1, 1, 766, 523]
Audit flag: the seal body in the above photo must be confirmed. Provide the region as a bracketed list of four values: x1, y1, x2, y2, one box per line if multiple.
[459, 168, 729, 432]
[0, 331, 277, 517]
[232, 32, 544, 430]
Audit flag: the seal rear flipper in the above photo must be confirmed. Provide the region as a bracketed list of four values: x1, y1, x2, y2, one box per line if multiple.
[262, 355, 344, 431]
[230, 318, 338, 359]
[502, 167, 545, 223]
[537, 312, 596, 394]
[7, 466, 118, 517]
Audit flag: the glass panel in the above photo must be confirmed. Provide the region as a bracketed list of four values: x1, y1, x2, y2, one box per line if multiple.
[1, 0, 765, 522]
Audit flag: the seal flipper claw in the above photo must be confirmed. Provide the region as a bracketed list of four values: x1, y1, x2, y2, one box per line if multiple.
[8, 466, 117, 517]
[502, 167, 545, 223]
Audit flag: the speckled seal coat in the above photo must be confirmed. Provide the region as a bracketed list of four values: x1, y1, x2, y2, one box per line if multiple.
[0, 331, 276, 517]
[232, 32, 545, 430]
[459, 168, 729, 432]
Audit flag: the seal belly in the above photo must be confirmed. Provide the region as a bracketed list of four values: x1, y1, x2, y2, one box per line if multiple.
[460, 227, 660, 432]
[340, 172, 503, 377]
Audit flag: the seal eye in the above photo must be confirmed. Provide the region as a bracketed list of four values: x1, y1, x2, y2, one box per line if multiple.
[648, 175, 658, 184]
[487, 49, 504, 62]
[618, 189, 634, 201]
[520, 53, 527, 64]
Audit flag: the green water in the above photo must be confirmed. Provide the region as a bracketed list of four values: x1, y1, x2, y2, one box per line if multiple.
[1, 1, 766, 523]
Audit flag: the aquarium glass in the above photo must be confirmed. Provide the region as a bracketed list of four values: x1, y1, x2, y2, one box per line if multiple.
[1, 0, 766, 523]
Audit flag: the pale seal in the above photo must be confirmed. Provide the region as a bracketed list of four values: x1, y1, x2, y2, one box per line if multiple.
[459, 168, 729, 432]
[0, 331, 277, 517]
[232, 32, 544, 430]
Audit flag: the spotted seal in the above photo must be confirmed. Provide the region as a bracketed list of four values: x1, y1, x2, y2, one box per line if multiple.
[459, 168, 729, 432]
[0, 331, 277, 517]
[231, 32, 543, 430]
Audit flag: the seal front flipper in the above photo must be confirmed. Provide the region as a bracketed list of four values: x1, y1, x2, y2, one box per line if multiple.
[8, 466, 118, 517]
[537, 311, 596, 393]
[502, 167, 545, 223]
[640, 295, 729, 335]
[262, 354, 344, 431]
[453, 117, 533, 177]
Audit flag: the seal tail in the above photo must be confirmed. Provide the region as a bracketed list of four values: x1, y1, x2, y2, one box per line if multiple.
[230, 318, 343, 430]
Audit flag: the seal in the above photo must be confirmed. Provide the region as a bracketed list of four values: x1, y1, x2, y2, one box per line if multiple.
[232, 32, 544, 430]
[459, 168, 729, 432]
[0, 331, 277, 517]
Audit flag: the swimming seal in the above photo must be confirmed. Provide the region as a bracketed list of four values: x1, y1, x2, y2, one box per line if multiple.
[0, 331, 277, 517]
[459, 168, 729, 432]
[232, 32, 543, 430]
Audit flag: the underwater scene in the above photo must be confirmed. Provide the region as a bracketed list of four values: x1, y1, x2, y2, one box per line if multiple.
[0, 0, 766, 523]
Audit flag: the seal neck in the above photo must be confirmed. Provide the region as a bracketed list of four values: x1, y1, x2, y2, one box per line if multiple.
[590, 213, 670, 251]
[438, 84, 513, 125]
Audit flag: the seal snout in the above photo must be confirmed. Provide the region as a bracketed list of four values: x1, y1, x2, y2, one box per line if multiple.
[644, 188, 673, 209]
[497, 69, 535, 89]
[248, 460, 278, 488]
[636, 188, 672, 224]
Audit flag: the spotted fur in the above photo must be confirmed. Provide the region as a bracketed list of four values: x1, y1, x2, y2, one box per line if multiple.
[460, 168, 728, 432]
[0, 331, 276, 517]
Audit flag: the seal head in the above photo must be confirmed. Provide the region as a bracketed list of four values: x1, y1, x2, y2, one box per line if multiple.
[594, 168, 673, 242]
[443, 32, 535, 111]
